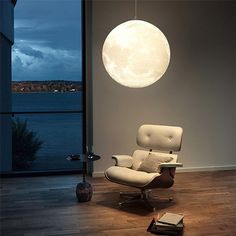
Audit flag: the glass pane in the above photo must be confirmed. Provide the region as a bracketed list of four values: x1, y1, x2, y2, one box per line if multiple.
[12, 0, 83, 172]
[12, 113, 83, 171]
[13, 0, 82, 87]
[12, 92, 82, 112]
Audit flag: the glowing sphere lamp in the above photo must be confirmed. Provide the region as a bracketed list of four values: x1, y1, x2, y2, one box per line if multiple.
[102, 20, 170, 88]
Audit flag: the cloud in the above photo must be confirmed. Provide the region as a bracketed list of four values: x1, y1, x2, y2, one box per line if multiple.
[14, 0, 82, 51]
[18, 45, 44, 59]
[12, 0, 82, 81]
[12, 41, 82, 81]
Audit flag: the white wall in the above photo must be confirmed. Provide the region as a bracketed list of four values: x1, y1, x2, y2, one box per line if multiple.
[91, 0, 236, 175]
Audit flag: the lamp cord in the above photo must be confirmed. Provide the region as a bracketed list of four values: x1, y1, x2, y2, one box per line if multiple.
[134, 0, 137, 19]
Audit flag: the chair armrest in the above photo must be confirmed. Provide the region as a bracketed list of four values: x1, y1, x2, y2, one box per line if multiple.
[159, 162, 183, 168]
[112, 155, 133, 168]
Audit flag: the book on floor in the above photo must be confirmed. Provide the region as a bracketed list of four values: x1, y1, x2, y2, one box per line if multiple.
[147, 212, 184, 235]
[158, 212, 184, 226]
[155, 220, 184, 230]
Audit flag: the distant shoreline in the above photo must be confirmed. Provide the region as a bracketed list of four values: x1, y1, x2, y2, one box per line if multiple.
[12, 80, 82, 93]
[12, 91, 82, 94]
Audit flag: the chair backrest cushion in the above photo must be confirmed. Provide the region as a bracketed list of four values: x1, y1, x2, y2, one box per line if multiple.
[136, 124, 183, 152]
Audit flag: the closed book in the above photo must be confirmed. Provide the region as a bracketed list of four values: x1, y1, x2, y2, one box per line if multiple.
[152, 230, 179, 235]
[158, 212, 184, 226]
[155, 220, 184, 231]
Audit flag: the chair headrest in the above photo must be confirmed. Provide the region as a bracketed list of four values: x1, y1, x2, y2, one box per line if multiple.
[136, 124, 183, 152]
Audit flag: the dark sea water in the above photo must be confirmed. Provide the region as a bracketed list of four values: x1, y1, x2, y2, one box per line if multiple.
[12, 92, 83, 171]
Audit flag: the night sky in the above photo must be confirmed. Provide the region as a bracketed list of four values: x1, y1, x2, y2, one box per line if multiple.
[12, 0, 82, 81]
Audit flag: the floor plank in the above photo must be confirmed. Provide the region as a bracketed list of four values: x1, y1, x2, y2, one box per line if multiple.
[1, 170, 236, 235]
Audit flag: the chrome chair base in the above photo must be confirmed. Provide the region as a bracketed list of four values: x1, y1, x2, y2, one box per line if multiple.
[119, 189, 173, 212]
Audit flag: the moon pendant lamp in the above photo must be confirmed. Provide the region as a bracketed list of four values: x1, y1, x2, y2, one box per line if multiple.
[102, 20, 170, 88]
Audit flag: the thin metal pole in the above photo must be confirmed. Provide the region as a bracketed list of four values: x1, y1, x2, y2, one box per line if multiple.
[134, 0, 137, 19]
[82, 161, 86, 183]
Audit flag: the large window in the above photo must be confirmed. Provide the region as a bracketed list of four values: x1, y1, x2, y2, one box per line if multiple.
[12, 0, 84, 172]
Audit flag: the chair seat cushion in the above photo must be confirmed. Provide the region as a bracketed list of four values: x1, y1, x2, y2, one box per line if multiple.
[105, 166, 160, 188]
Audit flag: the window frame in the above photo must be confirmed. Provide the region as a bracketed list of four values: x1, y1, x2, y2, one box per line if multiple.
[1, 0, 87, 177]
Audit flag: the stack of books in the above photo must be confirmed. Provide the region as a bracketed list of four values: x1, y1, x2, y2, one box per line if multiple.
[147, 212, 184, 235]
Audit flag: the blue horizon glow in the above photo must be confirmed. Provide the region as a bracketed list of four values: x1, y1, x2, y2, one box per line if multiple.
[12, 0, 82, 82]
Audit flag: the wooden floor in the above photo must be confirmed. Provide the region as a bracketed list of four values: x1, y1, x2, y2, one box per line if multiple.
[1, 170, 236, 236]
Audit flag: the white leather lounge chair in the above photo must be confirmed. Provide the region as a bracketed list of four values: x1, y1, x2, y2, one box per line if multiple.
[104, 124, 183, 211]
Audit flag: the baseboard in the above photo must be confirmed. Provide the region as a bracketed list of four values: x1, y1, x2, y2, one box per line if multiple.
[177, 165, 236, 172]
[92, 165, 236, 177]
[92, 171, 105, 178]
